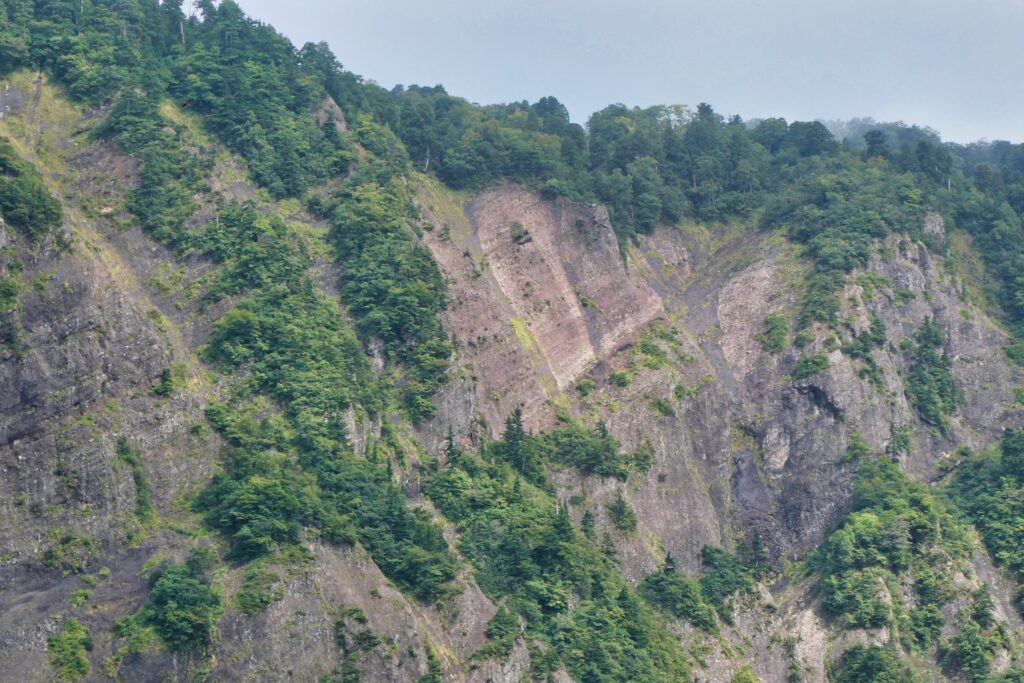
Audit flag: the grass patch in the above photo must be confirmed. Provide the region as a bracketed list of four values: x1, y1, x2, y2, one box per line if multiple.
[758, 313, 789, 353]
[49, 617, 91, 681]
[792, 353, 830, 381]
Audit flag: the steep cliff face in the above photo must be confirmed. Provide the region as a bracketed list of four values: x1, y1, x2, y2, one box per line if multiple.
[1, 72, 1022, 683]
[422, 183, 1022, 567]
[417, 182, 1024, 681]
[0, 77, 497, 683]
[417, 183, 665, 438]
[0, 82, 216, 680]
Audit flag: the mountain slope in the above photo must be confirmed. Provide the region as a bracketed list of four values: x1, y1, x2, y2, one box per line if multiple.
[1, 2, 1024, 682]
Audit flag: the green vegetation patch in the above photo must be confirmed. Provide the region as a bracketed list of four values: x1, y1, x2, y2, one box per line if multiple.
[136, 549, 222, 651]
[49, 617, 91, 681]
[116, 440, 153, 528]
[474, 607, 520, 660]
[96, 88, 209, 245]
[0, 275, 21, 312]
[316, 175, 450, 423]
[792, 353, 830, 381]
[236, 564, 284, 616]
[904, 317, 962, 429]
[950, 429, 1024, 619]
[841, 313, 887, 387]
[731, 666, 761, 683]
[189, 202, 313, 303]
[330, 608, 382, 682]
[486, 408, 651, 487]
[697, 545, 761, 624]
[758, 313, 789, 353]
[0, 136, 62, 242]
[196, 401, 458, 602]
[833, 644, 917, 683]
[606, 494, 637, 533]
[424, 415, 691, 681]
[815, 458, 969, 632]
[41, 530, 97, 575]
[638, 554, 718, 631]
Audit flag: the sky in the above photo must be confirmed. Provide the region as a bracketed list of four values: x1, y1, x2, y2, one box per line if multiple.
[232, 0, 1024, 144]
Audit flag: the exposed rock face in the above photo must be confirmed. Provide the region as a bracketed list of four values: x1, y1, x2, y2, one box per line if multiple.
[1, 80, 1022, 682]
[425, 196, 1024, 565]
[418, 184, 664, 438]
[467, 188, 664, 391]
[923, 210, 945, 248]
[213, 545, 498, 682]
[0, 81, 26, 118]
[0, 81, 495, 683]
[418, 184, 1023, 680]
[313, 95, 349, 133]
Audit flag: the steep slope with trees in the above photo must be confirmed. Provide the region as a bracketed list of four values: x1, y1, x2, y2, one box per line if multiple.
[1, 2, 1024, 682]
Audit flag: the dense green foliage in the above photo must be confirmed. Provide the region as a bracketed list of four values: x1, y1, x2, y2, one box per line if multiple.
[804, 438, 1024, 682]
[949, 141, 1024, 363]
[313, 174, 451, 422]
[537, 418, 653, 480]
[3, 0, 347, 205]
[758, 313, 789, 353]
[486, 408, 651, 488]
[5, 0, 1024, 362]
[48, 617, 91, 681]
[697, 545, 761, 623]
[0, 0, 159, 101]
[606, 493, 638, 532]
[1, 1, 442, 424]
[815, 457, 969, 641]
[473, 607, 520, 660]
[195, 401, 457, 602]
[203, 286, 375, 417]
[834, 644, 917, 683]
[138, 551, 222, 651]
[904, 318, 962, 428]
[95, 84, 209, 244]
[814, 455, 1017, 681]
[189, 202, 312, 302]
[236, 564, 283, 616]
[939, 599, 1004, 682]
[0, 135, 62, 241]
[373, 87, 583, 193]
[951, 429, 1024, 617]
[168, 5, 354, 198]
[41, 529, 97, 575]
[425, 422, 691, 682]
[372, 87, 994, 358]
[765, 160, 927, 326]
[638, 555, 718, 631]
[9, 3, 1024, 680]
[0, 275, 19, 313]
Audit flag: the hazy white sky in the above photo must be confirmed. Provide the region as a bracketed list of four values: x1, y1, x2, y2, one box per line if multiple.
[233, 0, 1024, 143]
